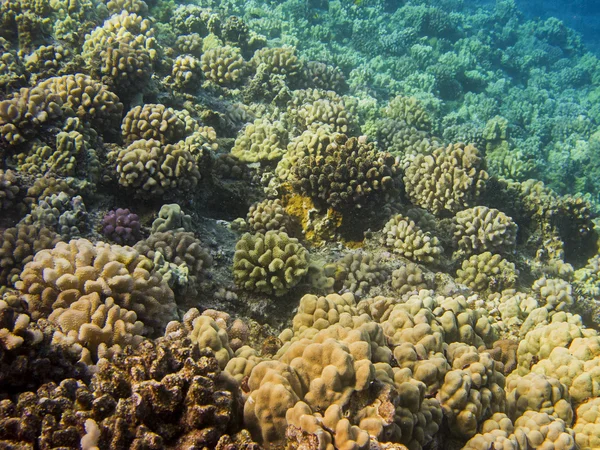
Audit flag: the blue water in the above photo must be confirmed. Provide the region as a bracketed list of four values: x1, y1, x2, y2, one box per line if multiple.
[516, 0, 600, 52]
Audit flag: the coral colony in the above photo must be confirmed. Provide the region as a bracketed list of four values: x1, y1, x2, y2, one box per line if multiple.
[2, 0, 600, 448]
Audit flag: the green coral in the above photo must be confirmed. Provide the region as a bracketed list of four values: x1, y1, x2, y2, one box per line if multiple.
[233, 231, 309, 296]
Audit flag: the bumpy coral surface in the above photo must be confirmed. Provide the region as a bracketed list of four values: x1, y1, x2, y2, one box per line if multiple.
[453, 206, 518, 256]
[382, 214, 443, 264]
[82, 12, 158, 96]
[231, 118, 288, 163]
[121, 104, 198, 145]
[293, 134, 399, 211]
[404, 143, 489, 215]
[2, 0, 600, 448]
[15, 239, 177, 335]
[201, 45, 246, 86]
[233, 231, 309, 296]
[101, 208, 142, 245]
[111, 138, 201, 196]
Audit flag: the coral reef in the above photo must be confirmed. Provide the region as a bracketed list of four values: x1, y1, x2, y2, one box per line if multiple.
[292, 134, 399, 211]
[453, 206, 518, 256]
[2, 0, 600, 448]
[110, 138, 201, 197]
[381, 214, 443, 264]
[15, 239, 177, 335]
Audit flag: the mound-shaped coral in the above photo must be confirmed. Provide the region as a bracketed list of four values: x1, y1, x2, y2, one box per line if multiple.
[0, 225, 59, 285]
[121, 104, 198, 145]
[333, 251, 388, 298]
[404, 143, 489, 215]
[15, 239, 177, 335]
[48, 292, 145, 363]
[382, 214, 443, 264]
[453, 206, 518, 256]
[231, 118, 288, 164]
[251, 45, 302, 81]
[233, 231, 309, 296]
[82, 12, 159, 97]
[110, 138, 201, 196]
[293, 134, 399, 211]
[0, 334, 245, 448]
[0, 169, 20, 209]
[201, 45, 246, 86]
[134, 230, 212, 299]
[456, 252, 518, 293]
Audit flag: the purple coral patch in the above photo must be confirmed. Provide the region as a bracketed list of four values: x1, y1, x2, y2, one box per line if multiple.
[102, 208, 142, 245]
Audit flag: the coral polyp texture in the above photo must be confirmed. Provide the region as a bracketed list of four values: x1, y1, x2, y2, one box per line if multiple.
[4, 0, 600, 448]
[233, 231, 309, 296]
[292, 134, 399, 211]
[404, 143, 489, 216]
[15, 239, 177, 335]
[110, 138, 201, 196]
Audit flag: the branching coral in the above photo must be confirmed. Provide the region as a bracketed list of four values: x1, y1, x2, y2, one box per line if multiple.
[384, 96, 433, 132]
[151, 203, 193, 233]
[251, 46, 302, 82]
[238, 199, 295, 235]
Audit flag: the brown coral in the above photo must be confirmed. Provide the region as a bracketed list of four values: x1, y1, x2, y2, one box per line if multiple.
[293, 134, 399, 211]
[15, 239, 177, 336]
[404, 143, 488, 215]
